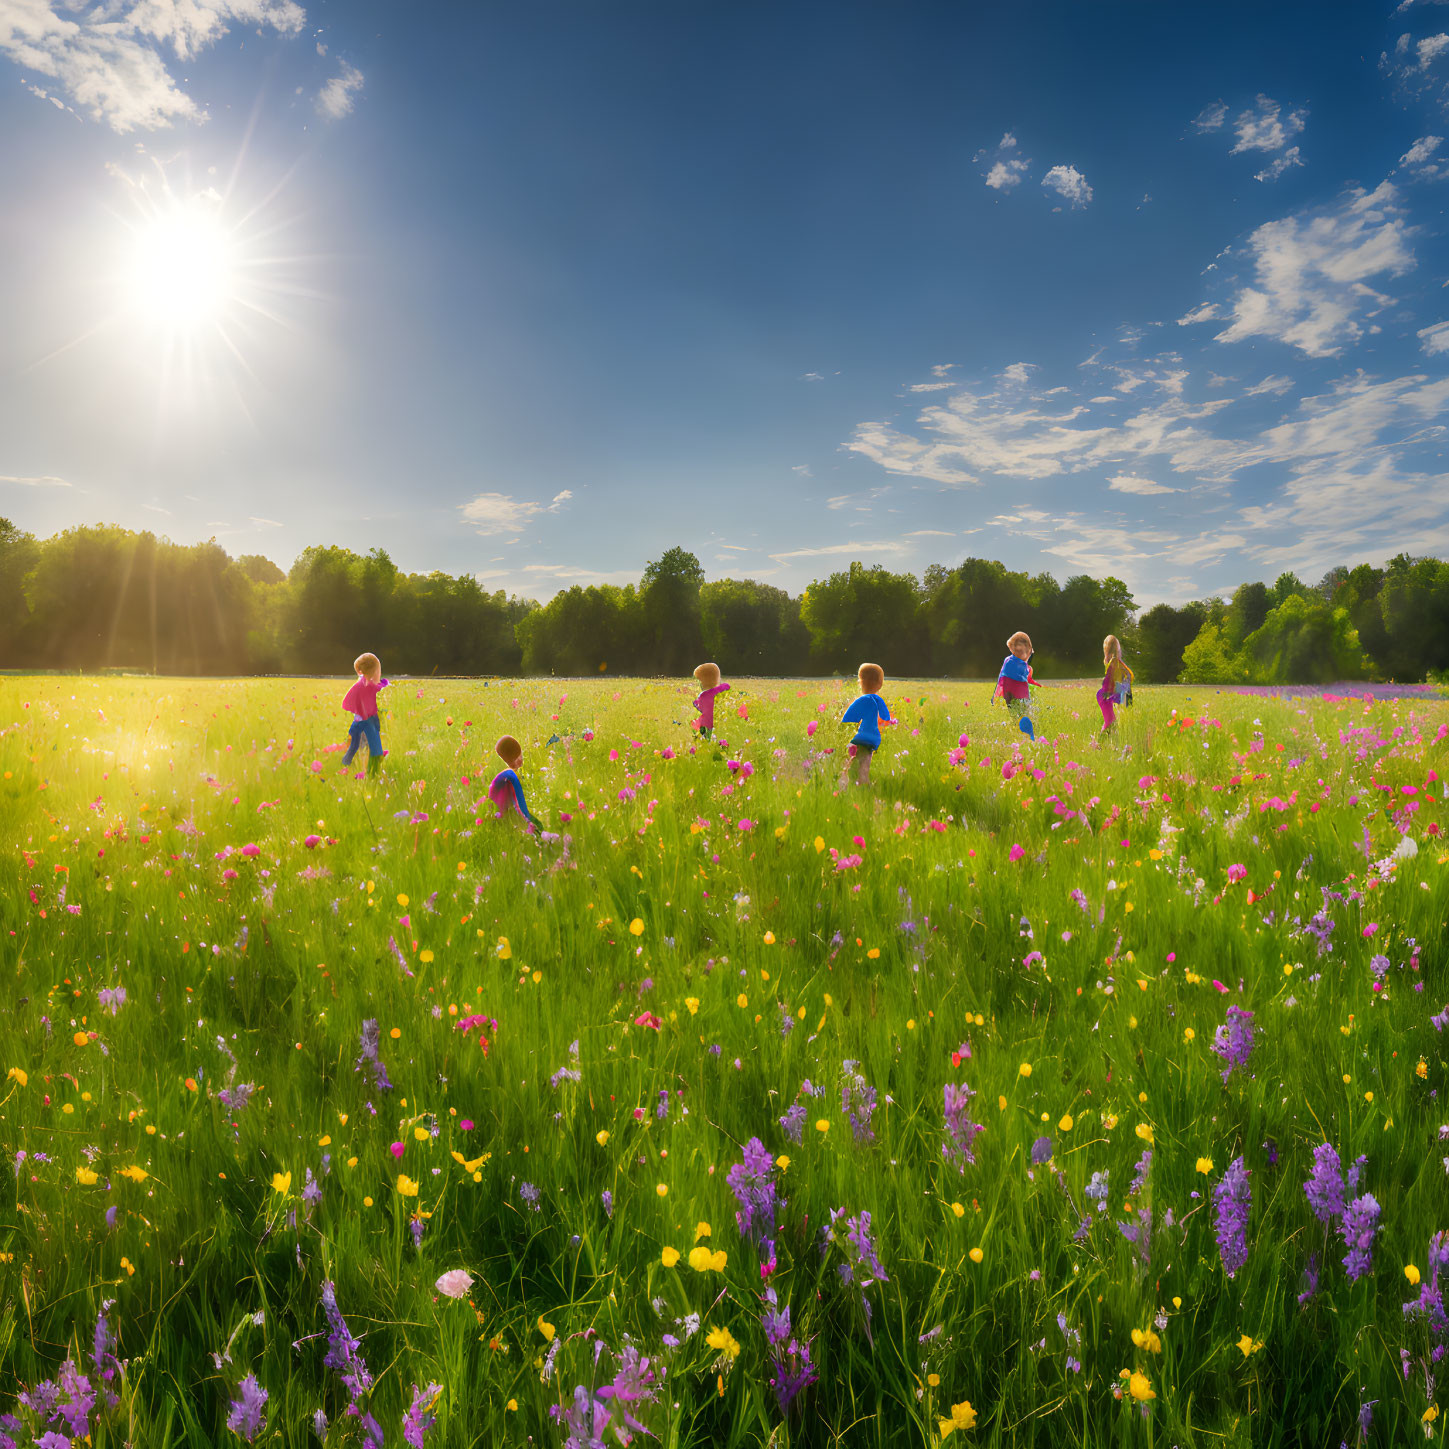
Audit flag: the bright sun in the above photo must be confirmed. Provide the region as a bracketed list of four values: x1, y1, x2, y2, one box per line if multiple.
[125, 199, 238, 330]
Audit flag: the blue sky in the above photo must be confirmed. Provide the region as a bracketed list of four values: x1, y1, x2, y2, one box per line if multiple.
[2, 0, 1448, 606]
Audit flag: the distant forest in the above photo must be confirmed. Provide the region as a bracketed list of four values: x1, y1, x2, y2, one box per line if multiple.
[1, 519, 1446, 684]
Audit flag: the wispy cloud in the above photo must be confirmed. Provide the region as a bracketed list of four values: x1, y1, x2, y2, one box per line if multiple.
[975, 132, 1031, 191]
[1206, 181, 1413, 357]
[316, 60, 364, 120]
[1193, 101, 1228, 133]
[768, 540, 912, 561]
[1108, 474, 1178, 496]
[0, 0, 305, 132]
[0, 473, 71, 487]
[1254, 146, 1304, 183]
[459, 490, 572, 535]
[1231, 95, 1307, 154]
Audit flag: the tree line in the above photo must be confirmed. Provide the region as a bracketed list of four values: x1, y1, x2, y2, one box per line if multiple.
[0, 519, 1444, 682]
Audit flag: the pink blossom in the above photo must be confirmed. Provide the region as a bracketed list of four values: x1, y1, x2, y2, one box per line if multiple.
[806, 721, 818, 737]
[390, 1142, 406, 1159]
[304, 834, 321, 848]
[435, 1269, 474, 1299]
[635, 1012, 662, 1030]
[1226, 863, 1247, 883]
[738, 818, 754, 832]
[582, 730, 594, 742]
[852, 835, 865, 849]
[1008, 844, 1026, 862]
[240, 843, 260, 858]
[661, 747, 675, 760]
[222, 868, 238, 881]
[1362, 923, 1378, 938]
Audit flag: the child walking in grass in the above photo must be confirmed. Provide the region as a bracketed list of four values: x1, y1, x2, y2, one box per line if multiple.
[487, 735, 542, 830]
[1098, 635, 1129, 731]
[692, 662, 730, 740]
[340, 653, 389, 774]
[841, 662, 892, 786]
[995, 631, 1045, 738]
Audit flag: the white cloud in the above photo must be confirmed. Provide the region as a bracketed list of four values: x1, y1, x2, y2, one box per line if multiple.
[986, 158, 1029, 191]
[1177, 302, 1220, 326]
[0, 0, 304, 132]
[1108, 474, 1178, 495]
[1210, 181, 1415, 357]
[1254, 146, 1304, 183]
[904, 529, 955, 537]
[977, 132, 1031, 191]
[0, 472, 71, 487]
[791, 464, 812, 477]
[1414, 32, 1449, 69]
[768, 540, 913, 561]
[1193, 101, 1228, 133]
[249, 516, 283, 527]
[1230, 95, 1307, 154]
[459, 491, 569, 535]
[315, 60, 363, 120]
[800, 371, 824, 381]
[1041, 164, 1093, 208]
[1418, 320, 1449, 353]
[1399, 134, 1447, 179]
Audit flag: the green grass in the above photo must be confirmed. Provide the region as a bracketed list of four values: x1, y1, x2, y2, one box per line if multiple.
[0, 674, 1446, 1447]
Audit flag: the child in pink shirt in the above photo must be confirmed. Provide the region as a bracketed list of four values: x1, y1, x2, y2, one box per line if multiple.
[692, 662, 730, 739]
[487, 735, 541, 830]
[340, 652, 389, 773]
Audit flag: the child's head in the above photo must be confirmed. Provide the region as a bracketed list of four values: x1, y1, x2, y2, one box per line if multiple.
[1103, 634, 1122, 663]
[857, 662, 885, 694]
[354, 652, 381, 681]
[693, 662, 721, 689]
[1006, 632, 1032, 661]
[495, 734, 523, 769]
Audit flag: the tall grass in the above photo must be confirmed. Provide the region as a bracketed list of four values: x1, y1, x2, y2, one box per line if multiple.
[0, 675, 1445, 1447]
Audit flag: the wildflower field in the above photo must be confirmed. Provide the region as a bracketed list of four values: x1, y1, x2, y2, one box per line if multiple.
[1, 674, 1447, 1449]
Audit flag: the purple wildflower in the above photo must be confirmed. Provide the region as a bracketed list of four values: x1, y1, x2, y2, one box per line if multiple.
[354, 1020, 393, 1093]
[401, 1383, 442, 1447]
[1030, 1136, 1053, 1166]
[941, 1082, 984, 1172]
[410, 1215, 427, 1249]
[601, 1190, 613, 1218]
[1304, 1143, 1345, 1225]
[313, 1409, 329, 1440]
[1085, 1170, 1110, 1213]
[98, 986, 126, 1015]
[226, 1375, 268, 1442]
[1340, 1193, 1380, 1281]
[779, 1102, 807, 1144]
[655, 1089, 670, 1122]
[520, 1181, 541, 1211]
[840, 1060, 878, 1144]
[726, 1137, 781, 1245]
[1211, 1005, 1256, 1083]
[55, 1361, 96, 1439]
[1297, 1251, 1320, 1305]
[1214, 1156, 1251, 1279]
[595, 1344, 660, 1436]
[320, 1281, 372, 1404]
[218, 1083, 256, 1113]
[90, 1302, 121, 1384]
[760, 1288, 817, 1414]
[1128, 1149, 1152, 1198]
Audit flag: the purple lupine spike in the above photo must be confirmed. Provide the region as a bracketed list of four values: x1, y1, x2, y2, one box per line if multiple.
[1304, 1142, 1345, 1225]
[225, 1374, 268, 1442]
[1214, 1156, 1251, 1279]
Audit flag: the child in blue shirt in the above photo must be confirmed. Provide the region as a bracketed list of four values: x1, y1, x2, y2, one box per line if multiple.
[840, 662, 892, 786]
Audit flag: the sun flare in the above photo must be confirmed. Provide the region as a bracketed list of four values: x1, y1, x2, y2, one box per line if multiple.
[125, 198, 237, 330]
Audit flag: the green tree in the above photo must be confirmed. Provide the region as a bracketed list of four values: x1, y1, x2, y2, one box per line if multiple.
[699, 578, 808, 674]
[639, 547, 705, 675]
[1134, 601, 1208, 683]
[798, 562, 924, 674]
[0, 519, 38, 667]
[1179, 621, 1244, 684]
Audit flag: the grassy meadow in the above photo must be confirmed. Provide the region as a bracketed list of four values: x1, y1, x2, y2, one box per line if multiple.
[0, 673, 1446, 1448]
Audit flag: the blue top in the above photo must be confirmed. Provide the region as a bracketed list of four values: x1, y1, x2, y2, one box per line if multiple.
[841, 692, 892, 748]
[999, 654, 1030, 683]
[490, 768, 540, 827]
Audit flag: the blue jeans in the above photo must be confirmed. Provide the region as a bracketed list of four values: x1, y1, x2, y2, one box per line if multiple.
[342, 715, 383, 768]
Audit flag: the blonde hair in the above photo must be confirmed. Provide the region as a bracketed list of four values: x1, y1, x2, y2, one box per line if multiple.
[1006, 632, 1032, 652]
[857, 662, 884, 694]
[693, 662, 721, 688]
[495, 734, 522, 766]
[1103, 635, 1123, 664]
[354, 652, 381, 680]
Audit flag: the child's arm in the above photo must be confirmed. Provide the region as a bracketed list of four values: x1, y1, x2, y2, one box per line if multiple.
[717, 681, 730, 696]
[511, 774, 541, 829]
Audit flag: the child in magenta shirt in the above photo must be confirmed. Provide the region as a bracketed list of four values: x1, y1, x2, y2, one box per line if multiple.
[340, 652, 389, 773]
[487, 735, 541, 830]
[692, 662, 730, 740]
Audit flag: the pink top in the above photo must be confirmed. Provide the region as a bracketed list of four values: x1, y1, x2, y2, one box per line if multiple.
[487, 769, 518, 815]
[694, 680, 730, 730]
[342, 677, 389, 719]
